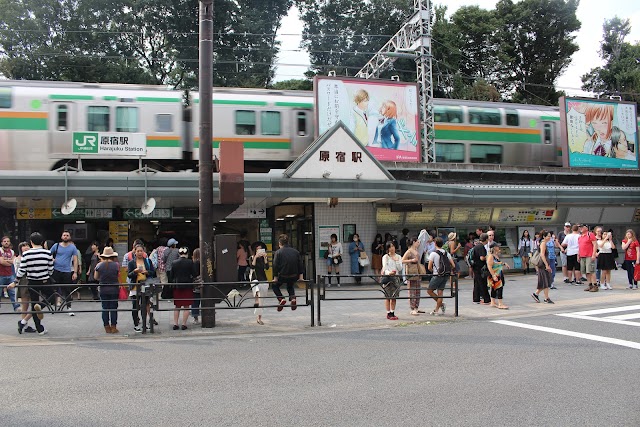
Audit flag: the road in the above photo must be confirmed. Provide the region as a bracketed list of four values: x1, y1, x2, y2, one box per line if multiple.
[2, 301, 638, 427]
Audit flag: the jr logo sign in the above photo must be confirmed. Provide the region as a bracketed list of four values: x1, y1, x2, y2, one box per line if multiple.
[73, 132, 99, 153]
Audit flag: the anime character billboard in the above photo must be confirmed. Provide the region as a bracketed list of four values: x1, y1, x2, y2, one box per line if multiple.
[315, 77, 421, 162]
[560, 97, 639, 169]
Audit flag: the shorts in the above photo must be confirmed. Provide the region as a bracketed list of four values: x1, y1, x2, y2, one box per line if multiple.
[428, 275, 448, 291]
[566, 254, 579, 271]
[381, 276, 401, 298]
[559, 252, 567, 268]
[580, 257, 596, 275]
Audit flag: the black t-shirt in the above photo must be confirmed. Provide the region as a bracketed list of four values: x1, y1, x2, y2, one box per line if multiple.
[472, 243, 487, 270]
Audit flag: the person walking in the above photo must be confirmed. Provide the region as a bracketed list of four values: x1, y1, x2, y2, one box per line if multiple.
[532, 231, 554, 304]
[427, 237, 455, 316]
[272, 234, 304, 311]
[9, 242, 36, 333]
[94, 247, 121, 334]
[402, 237, 423, 315]
[621, 229, 640, 289]
[486, 244, 510, 309]
[518, 230, 533, 275]
[326, 233, 342, 287]
[12, 232, 54, 335]
[249, 243, 269, 325]
[49, 230, 79, 315]
[381, 241, 403, 320]
[348, 233, 365, 284]
[169, 247, 195, 330]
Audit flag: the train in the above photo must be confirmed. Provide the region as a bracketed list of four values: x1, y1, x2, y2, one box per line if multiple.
[0, 79, 567, 171]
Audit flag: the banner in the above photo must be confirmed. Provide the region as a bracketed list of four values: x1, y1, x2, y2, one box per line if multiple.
[315, 77, 420, 162]
[560, 97, 638, 169]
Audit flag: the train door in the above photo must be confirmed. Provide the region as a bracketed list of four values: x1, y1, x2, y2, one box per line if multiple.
[290, 110, 313, 158]
[49, 102, 75, 158]
[541, 121, 559, 166]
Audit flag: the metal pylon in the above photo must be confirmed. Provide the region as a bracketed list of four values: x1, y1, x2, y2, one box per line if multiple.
[356, 0, 435, 163]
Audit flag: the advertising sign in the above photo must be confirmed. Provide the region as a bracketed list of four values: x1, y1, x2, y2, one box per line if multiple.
[73, 132, 147, 156]
[315, 77, 420, 162]
[560, 97, 638, 169]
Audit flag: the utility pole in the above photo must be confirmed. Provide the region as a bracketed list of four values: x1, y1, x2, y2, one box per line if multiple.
[199, 0, 215, 328]
[356, 0, 435, 163]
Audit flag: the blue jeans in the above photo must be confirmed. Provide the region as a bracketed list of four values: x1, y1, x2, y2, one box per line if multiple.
[191, 292, 201, 318]
[100, 294, 118, 326]
[549, 258, 557, 284]
[0, 275, 19, 310]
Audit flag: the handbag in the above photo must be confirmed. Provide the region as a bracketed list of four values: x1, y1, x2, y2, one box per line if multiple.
[530, 249, 542, 267]
[118, 286, 128, 301]
[333, 255, 343, 264]
[634, 264, 640, 282]
[358, 257, 370, 267]
[161, 285, 174, 300]
[418, 263, 427, 275]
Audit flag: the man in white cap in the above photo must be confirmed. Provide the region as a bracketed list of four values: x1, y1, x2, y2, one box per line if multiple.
[163, 238, 180, 280]
[558, 222, 571, 283]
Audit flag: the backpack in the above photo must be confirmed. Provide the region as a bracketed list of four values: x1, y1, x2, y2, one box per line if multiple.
[436, 250, 452, 277]
[466, 246, 476, 268]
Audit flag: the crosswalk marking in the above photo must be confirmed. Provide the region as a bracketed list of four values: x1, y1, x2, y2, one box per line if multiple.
[492, 320, 640, 350]
[556, 304, 640, 327]
[607, 313, 640, 321]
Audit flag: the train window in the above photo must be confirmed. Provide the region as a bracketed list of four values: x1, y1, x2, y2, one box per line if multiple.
[155, 114, 173, 132]
[434, 106, 463, 123]
[468, 108, 501, 125]
[261, 111, 281, 135]
[506, 109, 519, 126]
[116, 107, 138, 132]
[296, 112, 307, 136]
[470, 144, 503, 164]
[436, 143, 465, 162]
[88, 106, 110, 131]
[235, 110, 256, 135]
[544, 123, 552, 145]
[56, 105, 68, 131]
[0, 87, 11, 108]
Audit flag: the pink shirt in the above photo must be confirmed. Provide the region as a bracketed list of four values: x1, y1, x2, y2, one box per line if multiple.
[578, 232, 596, 258]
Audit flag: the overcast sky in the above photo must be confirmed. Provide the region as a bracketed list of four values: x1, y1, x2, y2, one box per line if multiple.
[275, 1, 640, 96]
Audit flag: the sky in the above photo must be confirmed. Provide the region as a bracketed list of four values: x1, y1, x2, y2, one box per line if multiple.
[274, 1, 640, 97]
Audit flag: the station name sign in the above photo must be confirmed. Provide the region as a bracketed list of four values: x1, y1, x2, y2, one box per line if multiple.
[73, 132, 147, 156]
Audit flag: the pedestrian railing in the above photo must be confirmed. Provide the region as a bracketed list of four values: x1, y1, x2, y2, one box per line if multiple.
[316, 273, 459, 326]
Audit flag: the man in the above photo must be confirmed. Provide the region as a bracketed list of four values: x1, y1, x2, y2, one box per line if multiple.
[0, 236, 20, 311]
[578, 224, 598, 292]
[12, 232, 53, 335]
[272, 234, 304, 312]
[562, 225, 582, 285]
[50, 230, 78, 316]
[399, 228, 410, 256]
[472, 233, 490, 304]
[162, 238, 180, 282]
[153, 238, 169, 284]
[485, 230, 495, 254]
[558, 223, 571, 283]
[427, 237, 455, 315]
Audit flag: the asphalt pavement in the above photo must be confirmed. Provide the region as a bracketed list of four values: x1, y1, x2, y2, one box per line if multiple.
[1, 269, 638, 342]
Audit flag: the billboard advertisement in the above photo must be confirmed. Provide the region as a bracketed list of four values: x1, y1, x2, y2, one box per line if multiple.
[560, 97, 639, 169]
[315, 77, 420, 162]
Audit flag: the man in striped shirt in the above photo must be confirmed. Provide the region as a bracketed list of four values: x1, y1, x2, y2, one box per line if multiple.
[13, 232, 53, 335]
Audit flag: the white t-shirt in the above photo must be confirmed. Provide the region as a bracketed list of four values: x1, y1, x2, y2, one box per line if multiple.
[428, 250, 452, 275]
[597, 239, 612, 254]
[381, 254, 402, 275]
[329, 243, 342, 258]
[562, 233, 580, 256]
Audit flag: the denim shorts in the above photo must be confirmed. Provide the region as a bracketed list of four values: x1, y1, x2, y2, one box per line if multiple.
[428, 275, 448, 291]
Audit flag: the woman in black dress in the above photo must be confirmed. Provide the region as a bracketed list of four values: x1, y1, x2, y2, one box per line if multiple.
[532, 231, 554, 304]
[249, 241, 269, 325]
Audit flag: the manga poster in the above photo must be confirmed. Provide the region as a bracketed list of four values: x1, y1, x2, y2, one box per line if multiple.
[315, 77, 420, 162]
[560, 97, 639, 169]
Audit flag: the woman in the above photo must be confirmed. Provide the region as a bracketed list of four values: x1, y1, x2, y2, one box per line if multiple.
[348, 234, 365, 284]
[11, 242, 36, 333]
[86, 240, 100, 300]
[236, 241, 249, 282]
[518, 230, 533, 274]
[371, 234, 384, 281]
[486, 244, 510, 309]
[169, 247, 195, 330]
[249, 242, 269, 325]
[327, 233, 342, 287]
[597, 228, 615, 290]
[532, 231, 554, 304]
[547, 231, 563, 289]
[402, 237, 422, 315]
[127, 244, 156, 333]
[582, 104, 613, 156]
[191, 248, 202, 324]
[621, 229, 640, 289]
[444, 232, 461, 285]
[373, 100, 401, 150]
[94, 247, 121, 334]
[381, 241, 403, 320]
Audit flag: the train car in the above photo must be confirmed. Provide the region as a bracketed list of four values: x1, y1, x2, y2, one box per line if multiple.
[0, 79, 565, 171]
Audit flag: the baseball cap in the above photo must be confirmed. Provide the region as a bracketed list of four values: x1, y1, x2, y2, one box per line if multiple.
[580, 224, 589, 229]
[564, 222, 571, 226]
[168, 238, 178, 246]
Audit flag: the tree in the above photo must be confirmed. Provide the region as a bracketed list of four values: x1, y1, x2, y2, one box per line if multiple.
[581, 17, 640, 104]
[494, 0, 581, 104]
[270, 78, 313, 90]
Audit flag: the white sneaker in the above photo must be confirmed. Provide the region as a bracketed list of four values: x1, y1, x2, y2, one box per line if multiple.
[410, 310, 419, 316]
[606, 283, 612, 290]
[600, 284, 606, 290]
[38, 329, 48, 335]
[133, 326, 142, 333]
[66, 307, 75, 317]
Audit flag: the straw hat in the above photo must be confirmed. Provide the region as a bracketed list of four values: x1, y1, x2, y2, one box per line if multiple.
[100, 247, 119, 258]
[447, 232, 457, 241]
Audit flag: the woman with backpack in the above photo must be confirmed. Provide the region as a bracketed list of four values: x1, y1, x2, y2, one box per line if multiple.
[486, 244, 510, 309]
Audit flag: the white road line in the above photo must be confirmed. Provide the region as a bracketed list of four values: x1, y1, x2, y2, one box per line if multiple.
[555, 313, 640, 327]
[606, 313, 640, 321]
[560, 305, 640, 316]
[492, 320, 640, 350]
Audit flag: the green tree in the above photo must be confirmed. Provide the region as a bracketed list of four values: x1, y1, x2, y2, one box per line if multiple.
[270, 78, 313, 90]
[581, 17, 640, 104]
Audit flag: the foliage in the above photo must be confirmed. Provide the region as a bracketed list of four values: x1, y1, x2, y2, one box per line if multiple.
[270, 78, 313, 90]
[581, 17, 640, 105]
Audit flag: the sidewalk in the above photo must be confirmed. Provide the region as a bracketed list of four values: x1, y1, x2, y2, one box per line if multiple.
[1, 270, 638, 343]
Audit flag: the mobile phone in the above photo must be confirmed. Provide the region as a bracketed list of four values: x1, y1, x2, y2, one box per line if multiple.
[257, 248, 266, 255]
